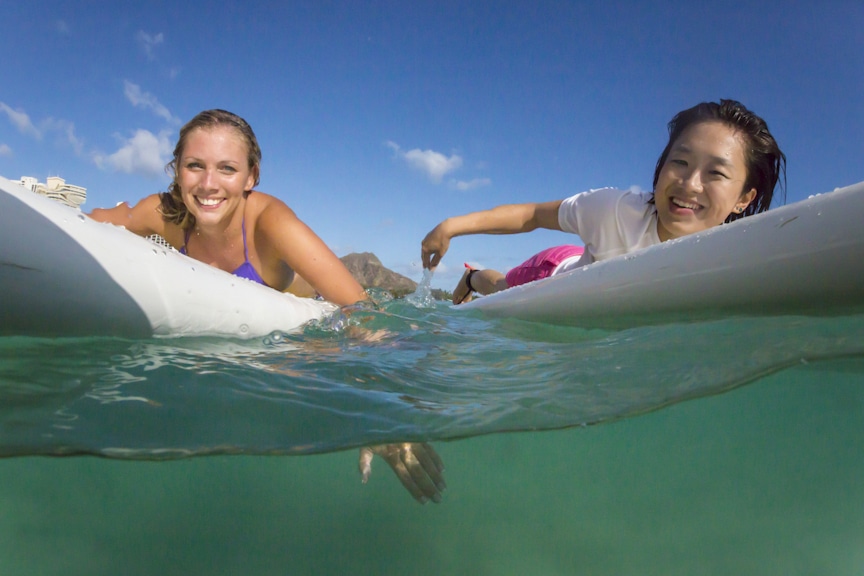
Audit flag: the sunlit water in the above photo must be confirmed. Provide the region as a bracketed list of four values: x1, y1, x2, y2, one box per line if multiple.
[2, 283, 863, 575]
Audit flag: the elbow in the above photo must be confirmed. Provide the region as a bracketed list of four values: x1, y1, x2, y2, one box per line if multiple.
[89, 202, 132, 224]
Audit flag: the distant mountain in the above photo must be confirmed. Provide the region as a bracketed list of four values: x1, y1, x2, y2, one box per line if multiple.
[340, 252, 417, 296]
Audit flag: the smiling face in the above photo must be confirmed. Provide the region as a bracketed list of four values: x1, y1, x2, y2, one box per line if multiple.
[177, 126, 257, 229]
[653, 121, 757, 242]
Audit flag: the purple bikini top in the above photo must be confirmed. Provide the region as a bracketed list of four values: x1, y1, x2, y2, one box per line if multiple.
[181, 219, 268, 287]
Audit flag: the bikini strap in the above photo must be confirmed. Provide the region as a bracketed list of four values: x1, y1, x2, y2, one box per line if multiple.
[181, 227, 191, 255]
[241, 218, 250, 261]
[241, 192, 252, 261]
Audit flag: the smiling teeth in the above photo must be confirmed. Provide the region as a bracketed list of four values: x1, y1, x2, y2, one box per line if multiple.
[197, 197, 222, 206]
[672, 198, 700, 209]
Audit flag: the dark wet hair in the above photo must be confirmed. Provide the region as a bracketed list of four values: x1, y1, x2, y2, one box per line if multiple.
[159, 109, 262, 229]
[652, 99, 786, 222]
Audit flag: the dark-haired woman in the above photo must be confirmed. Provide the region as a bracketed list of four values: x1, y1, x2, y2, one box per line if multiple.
[421, 99, 786, 304]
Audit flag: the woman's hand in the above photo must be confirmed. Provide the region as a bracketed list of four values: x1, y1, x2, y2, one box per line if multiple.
[359, 443, 446, 504]
[420, 222, 451, 270]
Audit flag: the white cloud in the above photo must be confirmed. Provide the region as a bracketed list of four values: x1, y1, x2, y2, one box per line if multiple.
[451, 177, 491, 191]
[0, 102, 42, 139]
[387, 140, 463, 183]
[97, 129, 172, 178]
[137, 31, 164, 60]
[42, 118, 84, 155]
[54, 20, 70, 35]
[124, 81, 180, 124]
[0, 103, 85, 156]
[0, 101, 172, 175]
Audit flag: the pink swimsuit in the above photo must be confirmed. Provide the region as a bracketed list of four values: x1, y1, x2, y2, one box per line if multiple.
[504, 245, 585, 287]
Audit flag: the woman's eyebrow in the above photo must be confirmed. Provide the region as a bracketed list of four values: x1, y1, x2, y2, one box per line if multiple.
[671, 144, 735, 166]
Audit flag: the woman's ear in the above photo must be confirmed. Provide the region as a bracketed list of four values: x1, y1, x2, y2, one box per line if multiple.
[245, 167, 259, 192]
[735, 188, 757, 213]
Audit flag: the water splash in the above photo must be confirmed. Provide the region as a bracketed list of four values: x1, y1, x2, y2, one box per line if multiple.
[405, 269, 437, 308]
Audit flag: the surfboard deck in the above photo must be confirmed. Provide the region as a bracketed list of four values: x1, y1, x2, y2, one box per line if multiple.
[0, 175, 335, 338]
[460, 181, 864, 329]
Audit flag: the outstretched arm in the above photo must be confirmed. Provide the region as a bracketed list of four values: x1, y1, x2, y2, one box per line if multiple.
[421, 200, 563, 270]
[258, 200, 368, 307]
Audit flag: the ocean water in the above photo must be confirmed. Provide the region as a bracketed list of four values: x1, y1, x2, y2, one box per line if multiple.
[1, 291, 863, 575]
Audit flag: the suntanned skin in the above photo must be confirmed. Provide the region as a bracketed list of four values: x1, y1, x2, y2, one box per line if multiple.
[89, 121, 444, 504]
[90, 126, 367, 307]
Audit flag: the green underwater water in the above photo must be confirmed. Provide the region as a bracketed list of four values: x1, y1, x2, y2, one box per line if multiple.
[2, 293, 864, 575]
[1, 361, 862, 576]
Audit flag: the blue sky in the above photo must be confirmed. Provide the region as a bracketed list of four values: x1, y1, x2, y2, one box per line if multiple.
[2, 1, 862, 289]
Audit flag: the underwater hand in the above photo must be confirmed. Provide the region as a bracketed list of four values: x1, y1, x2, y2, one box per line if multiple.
[345, 325, 391, 343]
[359, 443, 446, 504]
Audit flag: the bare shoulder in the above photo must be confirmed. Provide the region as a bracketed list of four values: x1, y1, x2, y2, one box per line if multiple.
[247, 191, 332, 265]
[131, 194, 166, 216]
[249, 191, 301, 228]
[128, 194, 171, 236]
[246, 191, 365, 305]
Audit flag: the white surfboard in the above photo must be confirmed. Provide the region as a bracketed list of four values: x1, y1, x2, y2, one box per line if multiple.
[460, 181, 864, 328]
[0, 175, 336, 338]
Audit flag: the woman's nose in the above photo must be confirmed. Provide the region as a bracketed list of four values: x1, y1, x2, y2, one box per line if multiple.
[201, 169, 218, 189]
[682, 169, 704, 192]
